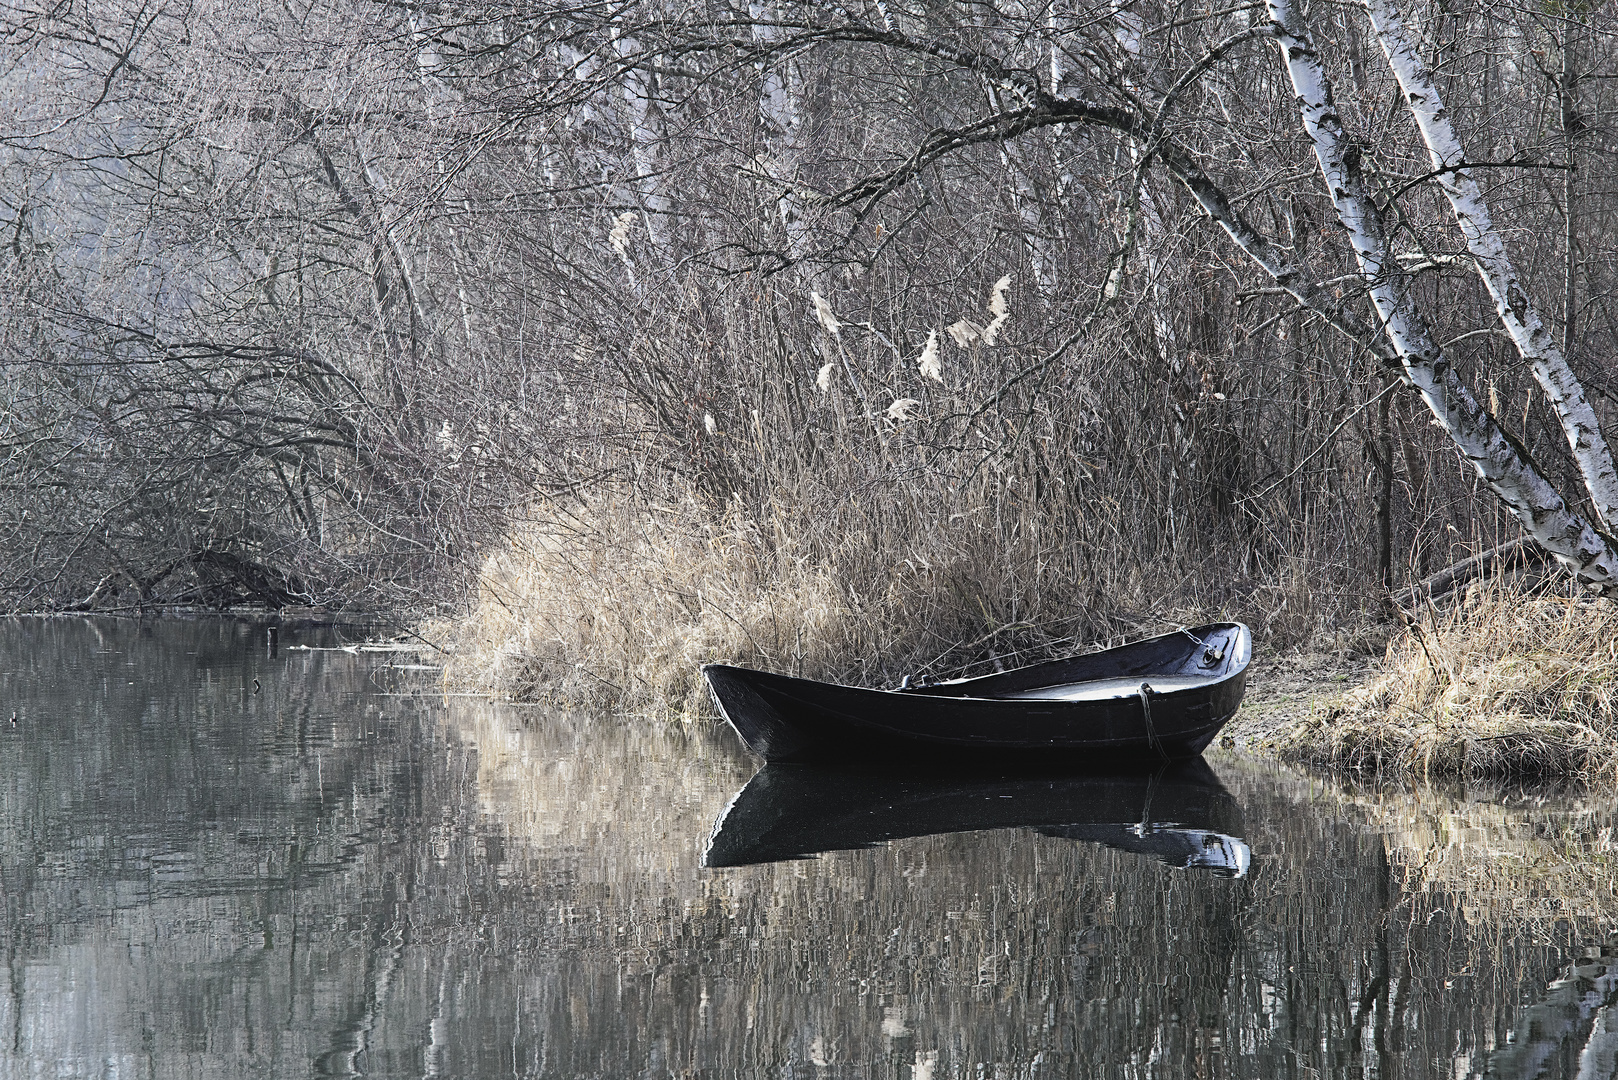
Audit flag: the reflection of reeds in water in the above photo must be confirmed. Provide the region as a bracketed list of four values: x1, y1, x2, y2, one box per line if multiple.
[1268, 585, 1618, 782]
[439, 698, 752, 869]
[1223, 754, 1618, 929]
[449, 714, 1612, 1078]
[18, 627, 1601, 1080]
[439, 699, 1250, 1072]
[1356, 788, 1617, 929]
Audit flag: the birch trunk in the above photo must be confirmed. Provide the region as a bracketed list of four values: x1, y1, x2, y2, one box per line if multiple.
[1111, 3, 1178, 365]
[750, 1, 809, 263]
[1267, 0, 1618, 586]
[997, 123, 1057, 291]
[1363, 0, 1618, 533]
[407, 9, 479, 357]
[612, 32, 669, 250]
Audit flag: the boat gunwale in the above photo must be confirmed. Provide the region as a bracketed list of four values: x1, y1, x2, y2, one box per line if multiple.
[701, 621, 1252, 706]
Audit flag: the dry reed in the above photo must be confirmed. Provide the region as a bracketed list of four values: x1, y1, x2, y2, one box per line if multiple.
[421, 272, 1418, 716]
[425, 492, 858, 716]
[423, 477, 1284, 716]
[1266, 581, 1618, 781]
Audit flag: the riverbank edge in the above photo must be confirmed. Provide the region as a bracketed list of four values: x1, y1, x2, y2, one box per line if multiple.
[1223, 649, 1376, 752]
[1235, 589, 1618, 783]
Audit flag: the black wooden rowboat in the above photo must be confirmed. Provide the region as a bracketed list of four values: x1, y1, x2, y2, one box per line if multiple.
[703, 621, 1250, 766]
[703, 758, 1250, 874]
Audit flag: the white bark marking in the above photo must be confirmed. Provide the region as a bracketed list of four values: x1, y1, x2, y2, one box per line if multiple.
[612, 32, 668, 249]
[1365, 0, 1618, 532]
[1112, 1, 1177, 362]
[1267, 0, 1618, 585]
[751, 1, 808, 261]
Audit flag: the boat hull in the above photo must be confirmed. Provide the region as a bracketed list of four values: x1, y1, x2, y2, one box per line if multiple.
[703, 622, 1250, 766]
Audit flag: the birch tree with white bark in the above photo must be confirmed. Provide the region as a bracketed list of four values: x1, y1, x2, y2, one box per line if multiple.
[6, 0, 1618, 620]
[1266, 0, 1618, 586]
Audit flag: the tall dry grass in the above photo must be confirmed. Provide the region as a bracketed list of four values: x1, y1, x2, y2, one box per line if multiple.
[428, 492, 857, 715]
[426, 478, 1303, 715]
[1267, 581, 1618, 781]
[425, 274, 1501, 714]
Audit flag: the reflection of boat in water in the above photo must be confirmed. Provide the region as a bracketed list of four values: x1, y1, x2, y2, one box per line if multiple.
[703, 758, 1249, 875]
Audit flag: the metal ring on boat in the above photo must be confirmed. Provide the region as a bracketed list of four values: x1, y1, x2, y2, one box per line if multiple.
[1176, 625, 1225, 664]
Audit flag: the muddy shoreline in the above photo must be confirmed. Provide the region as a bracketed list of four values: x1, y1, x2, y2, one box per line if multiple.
[1223, 648, 1376, 752]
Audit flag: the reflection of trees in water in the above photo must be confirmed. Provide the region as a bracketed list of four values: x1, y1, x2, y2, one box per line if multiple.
[1225, 762, 1618, 1080]
[447, 711, 1604, 1079]
[1221, 764, 1618, 1080]
[0, 620, 1611, 1077]
[0, 617, 478, 1075]
[0, 619, 396, 907]
[1486, 944, 1618, 1080]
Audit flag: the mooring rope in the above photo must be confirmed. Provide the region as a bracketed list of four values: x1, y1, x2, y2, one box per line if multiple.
[1132, 762, 1168, 837]
[1139, 681, 1170, 761]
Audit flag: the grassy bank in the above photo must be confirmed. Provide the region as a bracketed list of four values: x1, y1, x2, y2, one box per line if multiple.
[423, 483, 1382, 716]
[1263, 582, 1618, 782]
[425, 488, 1609, 789]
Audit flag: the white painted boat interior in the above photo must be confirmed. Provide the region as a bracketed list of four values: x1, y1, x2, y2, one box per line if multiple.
[998, 673, 1222, 702]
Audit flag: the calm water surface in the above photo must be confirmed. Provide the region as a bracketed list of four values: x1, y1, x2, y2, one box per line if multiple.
[2, 617, 1616, 1078]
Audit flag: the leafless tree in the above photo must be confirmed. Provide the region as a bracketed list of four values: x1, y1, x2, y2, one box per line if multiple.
[3, 0, 1614, 622]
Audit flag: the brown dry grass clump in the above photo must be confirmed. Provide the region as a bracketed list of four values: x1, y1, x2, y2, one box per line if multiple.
[424, 490, 1091, 718]
[422, 481, 1295, 717]
[1267, 583, 1618, 781]
[423, 493, 855, 717]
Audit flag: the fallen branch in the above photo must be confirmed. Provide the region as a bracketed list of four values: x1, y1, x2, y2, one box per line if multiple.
[1398, 539, 1550, 608]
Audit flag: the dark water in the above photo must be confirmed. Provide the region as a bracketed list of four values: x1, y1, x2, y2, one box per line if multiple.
[2, 618, 1616, 1078]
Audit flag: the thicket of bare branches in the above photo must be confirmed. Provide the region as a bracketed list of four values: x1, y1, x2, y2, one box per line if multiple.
[1, 0, 1614, 662]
